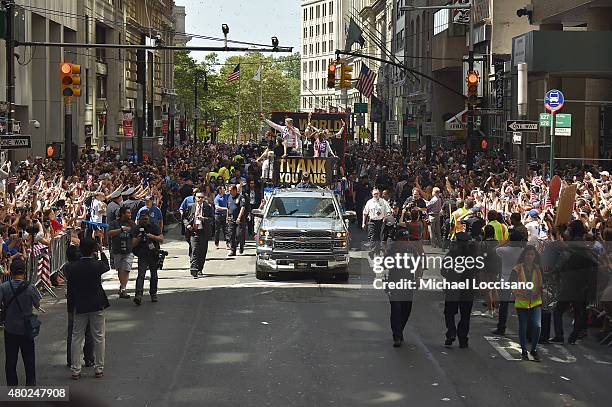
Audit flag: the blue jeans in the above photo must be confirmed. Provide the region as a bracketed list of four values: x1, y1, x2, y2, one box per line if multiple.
[517, 306, 541, 353]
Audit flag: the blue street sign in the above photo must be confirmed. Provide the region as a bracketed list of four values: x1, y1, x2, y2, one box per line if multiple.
[544, 89, 565, 113]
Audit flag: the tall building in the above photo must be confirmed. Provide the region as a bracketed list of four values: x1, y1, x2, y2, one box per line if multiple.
[300, 0, 345, 113]
[0, 0, 183, 160]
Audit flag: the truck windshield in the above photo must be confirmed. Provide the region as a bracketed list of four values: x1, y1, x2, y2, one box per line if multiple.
[266, 197, 338, 219]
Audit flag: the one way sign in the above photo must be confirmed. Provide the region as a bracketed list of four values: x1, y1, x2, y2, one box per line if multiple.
[506, 120, 539, 132]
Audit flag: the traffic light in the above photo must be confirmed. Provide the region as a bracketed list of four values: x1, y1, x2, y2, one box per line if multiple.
[340, 63, 353, 89]
[327, 63, 337, 89]
[60, 63, 81, 100]
[466, 71, 479, 106]
[46, 142, 62, 159]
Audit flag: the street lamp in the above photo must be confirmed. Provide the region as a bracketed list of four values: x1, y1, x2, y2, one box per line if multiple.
[222, 24, 229, 48]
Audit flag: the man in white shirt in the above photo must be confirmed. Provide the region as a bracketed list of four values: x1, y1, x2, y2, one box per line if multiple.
[261, 151, 275, 184]
[525, 209, 541, 243]
[261, 114, 302, 157]
[363, 188, 390, 257]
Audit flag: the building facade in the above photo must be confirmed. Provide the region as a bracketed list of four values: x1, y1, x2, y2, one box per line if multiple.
[0, 0, 183, 160]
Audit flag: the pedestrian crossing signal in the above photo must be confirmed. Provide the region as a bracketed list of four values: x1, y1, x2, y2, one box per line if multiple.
[327, 63, 337, 89]
[60, 63, 81, 101]
[46, 142, 62, 159]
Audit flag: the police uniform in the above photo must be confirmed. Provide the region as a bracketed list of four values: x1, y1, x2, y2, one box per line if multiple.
[363, 196, 390, 255]
[227, 192, 246, 255]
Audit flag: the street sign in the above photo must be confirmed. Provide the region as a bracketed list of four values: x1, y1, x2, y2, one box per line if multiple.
[445, 122, 465, 131]
[386, 120, 399, 135]
[473, 109, 503, 116]
[544, 89, 564, 113]
[354, 103, 368, 114]
[555, 127, 572, 136]
[355, 114, 365, 126]
[0, 135, 31, 149]
[422, 122, 435, 136]
[512, 132, 522, 144]
[539, 113, 572, 128]
[506, 120, 539, 132]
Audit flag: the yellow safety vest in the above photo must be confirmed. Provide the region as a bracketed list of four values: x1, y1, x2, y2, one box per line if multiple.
[488, 220, 508, 242]
[451, 208, 468, 236]
[513, 264, 543, 309]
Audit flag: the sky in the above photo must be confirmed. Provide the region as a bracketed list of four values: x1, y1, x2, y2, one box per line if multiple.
[175, 0, 300, 65]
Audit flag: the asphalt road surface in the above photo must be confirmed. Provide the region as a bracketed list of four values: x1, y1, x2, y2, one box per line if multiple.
[1, 226, 610, 407]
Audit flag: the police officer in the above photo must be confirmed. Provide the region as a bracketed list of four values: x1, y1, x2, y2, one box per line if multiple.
[227, 185, 246, 257]
[362, 188, 390, 258]
[131, 210, 164, 305]
[386, 206, 421, 347]
[183, 191, 214, 278]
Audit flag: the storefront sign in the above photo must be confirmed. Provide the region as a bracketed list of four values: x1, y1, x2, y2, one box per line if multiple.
[123, 112, 134, 137]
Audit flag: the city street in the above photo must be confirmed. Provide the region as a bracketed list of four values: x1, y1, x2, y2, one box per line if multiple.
[2, 227, 610, 407]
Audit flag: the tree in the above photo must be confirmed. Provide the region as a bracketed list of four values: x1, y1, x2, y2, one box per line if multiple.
[174, 51, 301, 143]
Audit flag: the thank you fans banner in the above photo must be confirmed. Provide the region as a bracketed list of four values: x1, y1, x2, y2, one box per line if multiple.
[274, 157, 332, 186]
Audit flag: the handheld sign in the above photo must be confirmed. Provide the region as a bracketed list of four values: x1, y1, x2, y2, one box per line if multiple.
[544, 89, 564, 113]
[549, 175, 561, 201]
[555, 183, 577, 226]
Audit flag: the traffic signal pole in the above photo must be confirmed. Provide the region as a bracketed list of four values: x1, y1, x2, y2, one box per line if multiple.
[466, 4, 475, 172]
[4, 0, 15, 163]
[64, 100, 73, 176]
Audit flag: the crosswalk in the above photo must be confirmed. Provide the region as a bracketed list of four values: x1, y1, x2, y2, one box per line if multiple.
[484, 334, 612, 365]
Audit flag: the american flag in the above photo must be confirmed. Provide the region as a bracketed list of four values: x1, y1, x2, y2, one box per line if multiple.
[355, 64, 376, 98]
[544, 197, 553, 209]
[226, 63, 241, 82]
[31, 244, 51, 289]
[532, 176, 543, 186]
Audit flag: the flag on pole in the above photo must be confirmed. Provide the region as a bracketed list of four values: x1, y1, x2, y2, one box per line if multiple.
[345, 18, 366, 51]
[227, 63, 241, 82]
[355, 64, 376, 98]
[253, 65, 262, 81]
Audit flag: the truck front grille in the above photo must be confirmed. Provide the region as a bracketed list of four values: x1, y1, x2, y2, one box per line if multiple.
[273, 230, 332, 239]
[274, 240, 332, 251]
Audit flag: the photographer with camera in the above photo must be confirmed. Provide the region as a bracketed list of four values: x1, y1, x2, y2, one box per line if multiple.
[131, 209, 164, 305]
[108, 207, 135, 299]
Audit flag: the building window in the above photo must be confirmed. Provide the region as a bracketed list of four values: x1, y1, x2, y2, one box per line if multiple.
[309, 61, 313, 72]
[316, 24, 320, 36]
[329, 22, 333, 34]
[316, 5, 320, 18]
[303, 44, 307, 54]
[329, 40, 333, 50]
[303, 8, 307, 21]
[309, 79, 313, 89]
[304, 27, 307, 38]
[315, 79, 319, 90]
[322, 78, 326, 89]
[309, 97, 313, 108]
[322, 59, 327, 71]
[322, 41, 327, 53]
[315, 60, 320, 72]
[303, 97, 307, 109]
[316, 42, 320, 54]
[310, 6, 313, 20]
[310, 26, 313, 37]
[396, 29, 404, 50]
[96, 75, 107, 99]
[434, 9, 449, 36]
[329, 1, 333, 15]
[323, 3, 326, 16]
[303, 62, 307, 73]
[309, 44, 313, 54]
[322, 22, 327, 35]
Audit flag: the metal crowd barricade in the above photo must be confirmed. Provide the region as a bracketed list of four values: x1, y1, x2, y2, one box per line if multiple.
[26, 233, 70, 298]
[49, 233, 70, 280]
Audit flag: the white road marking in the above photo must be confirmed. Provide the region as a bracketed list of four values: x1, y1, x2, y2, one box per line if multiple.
[484, 336, 521, 361]
[582, 354, 612, 365]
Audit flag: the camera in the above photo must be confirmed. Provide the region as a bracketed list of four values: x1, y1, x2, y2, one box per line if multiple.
[158, 250, 169, 270]
[139, 227, 146, 238]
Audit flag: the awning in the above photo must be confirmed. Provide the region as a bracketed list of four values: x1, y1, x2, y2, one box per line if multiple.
[444, 109, 467, 131]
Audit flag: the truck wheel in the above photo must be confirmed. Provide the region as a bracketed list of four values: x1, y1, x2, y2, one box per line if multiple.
[256, 267, 271, 280]
[334, 270, 349, 282]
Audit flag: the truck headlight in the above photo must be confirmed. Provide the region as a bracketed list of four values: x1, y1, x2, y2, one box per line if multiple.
[335, 231, 347, 238]
[260, 229, 270, 237]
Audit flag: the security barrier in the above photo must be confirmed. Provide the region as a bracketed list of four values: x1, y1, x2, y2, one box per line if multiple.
[26, 232, 71, 298]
